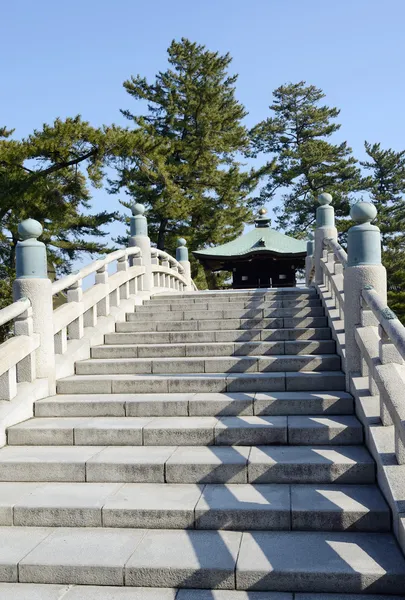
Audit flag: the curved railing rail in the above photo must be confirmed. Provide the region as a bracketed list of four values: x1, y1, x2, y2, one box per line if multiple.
[309, 194, 405, 552]
[320, 237, 346, 322]
[0, 298, 39, 402]
[357, 286, 405, 465]
[0, 239, 195, 405]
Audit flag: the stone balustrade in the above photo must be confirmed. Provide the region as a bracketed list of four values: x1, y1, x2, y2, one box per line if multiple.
[311, 193, 405, 549]
[0, 204, 195, 444]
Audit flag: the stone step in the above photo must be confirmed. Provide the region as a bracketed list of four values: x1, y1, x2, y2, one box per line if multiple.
[7, 415, 363, 447]
[105, 328, 332, 345]
[57, 371, 346, 394]
[0, 445, 375, 483]
[136, 299, 323, 311]
[116, 317, 328, 332]
[76, 355, 341, 376]
[35, 391, 354, 418]
[92, 341, 337, 359]
[152, 289, 317, 300]
[127, 308, 325, 322]
[0, 482, 389, 532]
[0, 588, 404, 600]
[1, 527, 404, 593]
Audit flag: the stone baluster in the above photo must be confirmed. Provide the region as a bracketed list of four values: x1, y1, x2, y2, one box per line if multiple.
[305, 233, 314, 286]
[13, 219, 56, 395]
[344, 202, 386, 389]
[314, 193, 337, 285]
[117, 253, 130, 299]
[129, 203, 152, 292]
[176, 238, 192, 291]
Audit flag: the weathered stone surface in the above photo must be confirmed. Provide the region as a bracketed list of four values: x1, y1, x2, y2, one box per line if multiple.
[0, 527, 51, 582]
[86, 446, 176, 483]
[74, 417, 153, 446]
[126, 394, 191, 417]
[188, 393, 254, 416]
[215, 416, 287, 446]
[166, 446, 250, 483]
[291, 484, 390, 532]
[254, 392, 353, 416]
[35, 395, 127, 418]
[177, 592, 292, 599]
[226, 373, 285, 392]
[65, 587, 177, 599]
[248, 446, 375, 484]
[0, 446, 104, 482]
[195, 484, 290, 530]
[143, 417, 218, 446]
[0, 583, 71, 599]
[285, 371, 345, 391]
[287, 416, 363, 445]
[102, 483, 202, 529]
[236, 531, 405, 593]
[0, 482, 43, 525]
[13, 482, 121, 527]
[19, 528, 146, 585]
[125, 529, 241, 589]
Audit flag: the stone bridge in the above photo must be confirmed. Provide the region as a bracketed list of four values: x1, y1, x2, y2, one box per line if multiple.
[0, 195, 404, 598]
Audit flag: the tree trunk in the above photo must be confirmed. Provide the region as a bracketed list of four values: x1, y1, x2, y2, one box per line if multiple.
[157, 218, 168, 250]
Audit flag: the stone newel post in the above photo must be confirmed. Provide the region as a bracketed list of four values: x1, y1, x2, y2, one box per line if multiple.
[344, 201, 386, 388]
[176, 238, 192, 291]
[314, 193, 338, 285]
[129, 203, 152, 292]
[305, 233, 314, 286]
[13, 219, 56, 394]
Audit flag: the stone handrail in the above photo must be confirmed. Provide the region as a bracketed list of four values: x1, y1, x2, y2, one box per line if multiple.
[0, 297, 39, 402]
[324, 237, 348, 268]
[309, 193, 405, 552]
[358, 286, 405, 464]
[51, 247, 142, 296]
[0, 205, 196, 446]
[0, 297, 31, 327]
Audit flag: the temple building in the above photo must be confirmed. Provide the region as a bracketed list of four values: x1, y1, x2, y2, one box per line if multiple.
[193, 208, 307, 289]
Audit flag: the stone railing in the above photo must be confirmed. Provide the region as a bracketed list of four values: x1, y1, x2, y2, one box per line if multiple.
[0, 203, 196, 444]
[310, 192, 405, 552]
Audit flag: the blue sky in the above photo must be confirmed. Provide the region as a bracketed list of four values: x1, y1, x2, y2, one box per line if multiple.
[2, 0, 405, 243]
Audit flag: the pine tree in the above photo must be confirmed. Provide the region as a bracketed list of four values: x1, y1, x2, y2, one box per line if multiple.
[250, 81, 362, 234]
[362, 142, 405, 320]
[0, 115, 165, 315]
[111, 38, 269, 287]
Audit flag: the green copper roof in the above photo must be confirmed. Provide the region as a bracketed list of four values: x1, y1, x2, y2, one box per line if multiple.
[194, 225, 307, 260]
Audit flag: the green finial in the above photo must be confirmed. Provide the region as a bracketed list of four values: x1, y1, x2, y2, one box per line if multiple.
[351, 201, 377, 224]
[318, 192, 333, 206]
[18, 218, 43, 241]
[131, 203, 146, 216]
[177, 238, 187, 247]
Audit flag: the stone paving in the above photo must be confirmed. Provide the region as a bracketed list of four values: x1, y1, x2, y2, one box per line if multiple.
[1, 289, 405, 597]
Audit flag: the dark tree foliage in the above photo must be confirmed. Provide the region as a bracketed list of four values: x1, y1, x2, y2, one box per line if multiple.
[362, 142, 405, 321]
[111, 38, 271, 288]
[250, 82, 363, 235]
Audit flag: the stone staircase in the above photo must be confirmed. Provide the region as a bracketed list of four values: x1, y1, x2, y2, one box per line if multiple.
[1, 288, 405, 599]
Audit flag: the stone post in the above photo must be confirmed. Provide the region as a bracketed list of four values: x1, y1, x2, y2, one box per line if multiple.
[305, 233, 314, 286]
[344, 201, 386, 389]
[176, 238, 192, 291]
[314, 193, 338, 285]
[129, 203, 152, 293]
[13, 219, 56, 395]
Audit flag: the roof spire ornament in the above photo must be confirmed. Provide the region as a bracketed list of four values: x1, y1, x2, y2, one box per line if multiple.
[255, 207, 271, 228]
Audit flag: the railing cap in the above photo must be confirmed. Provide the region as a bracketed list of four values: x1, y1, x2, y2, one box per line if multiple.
[351, 201, 377, 224]
[177, 238, 187, 247]
[18, 219, 43, 241]
[318, 193, 333, 206]
[131, 203, 146, 216]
